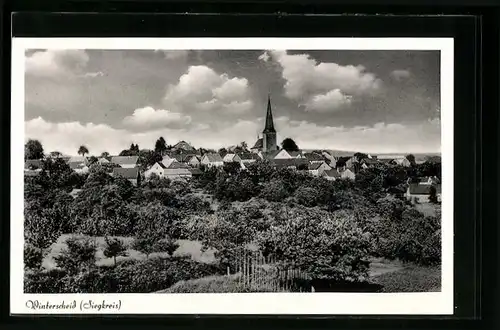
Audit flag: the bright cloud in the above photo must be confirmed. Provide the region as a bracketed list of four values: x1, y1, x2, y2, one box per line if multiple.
[260, 50, 382, 112]
[390, 69, 411, 81]
[122, 106, 192, 131]
[155, 50, 190, 60]
[301, 89, 353, 112]
[25, 116, 440, 156]
[25, 49, 90, 77]
[164, 65, 254, 114]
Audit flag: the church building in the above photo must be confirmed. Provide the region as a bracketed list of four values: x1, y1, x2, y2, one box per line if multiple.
[251, 95, 278, 153]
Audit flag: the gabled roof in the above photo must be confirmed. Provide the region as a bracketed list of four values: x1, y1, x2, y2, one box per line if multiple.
[185, 155, 200, 162]
[263, 150, 282, 160]
[303, 152, 324, 161]
[168, 161, 189, 169]
[173, 140, 194, 150]
[112, 167, 139, 179]
[251, 138, 263, 149]
[308, 162, 328, 170]
[223, 153, 237, 162]
[111, 156, 139, 165]
[25, 159, 43, 169]
[287, 151, 302, 158]
[203, 153, 223, 162]
[323, 169, 341, 178]
[238, 153, 260, 160]
[408, 183, 442, 195]
[162, 158, 178, 168]
[151, 162, 167, 169]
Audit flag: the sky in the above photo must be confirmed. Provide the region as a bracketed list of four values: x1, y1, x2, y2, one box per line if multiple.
[24, 49, 441, 156]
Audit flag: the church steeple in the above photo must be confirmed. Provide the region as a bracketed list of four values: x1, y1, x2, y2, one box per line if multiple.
[263, 94, 276, 133]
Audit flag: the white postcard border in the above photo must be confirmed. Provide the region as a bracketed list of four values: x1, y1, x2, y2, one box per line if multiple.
[11, 37, 454, 315]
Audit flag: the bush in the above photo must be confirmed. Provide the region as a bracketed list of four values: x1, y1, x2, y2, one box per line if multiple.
[54, 237, 97, 274]
[24, 269, 68, 293]
[163, 274, 272, 293]
[372, 266, 441, 292]
[260, 179, 289, 202]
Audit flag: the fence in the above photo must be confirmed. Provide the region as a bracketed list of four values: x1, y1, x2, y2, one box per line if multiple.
[228, 250, 312, 292]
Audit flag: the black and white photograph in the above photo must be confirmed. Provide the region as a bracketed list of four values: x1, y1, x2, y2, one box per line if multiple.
[11, 38, 454, 315]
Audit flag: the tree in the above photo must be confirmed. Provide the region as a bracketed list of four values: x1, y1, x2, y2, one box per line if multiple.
[100, 151, 110, 158]
[25, 139, 44, 160]
[429, 185, 438, 203]
[103, 237, 128, 266]
[132, 237, 156, 259]
[281, 138, 299, 152]
[154, 137, 167, 155]
[257, 207, 371, 282]
[406, 154, 416, 166]
[24, 244, 44, 270]
[50, 151, 62, 158]
[354, 152, 368, 162]
[54, 237, 96, 273]
[78, 145, 89, 157]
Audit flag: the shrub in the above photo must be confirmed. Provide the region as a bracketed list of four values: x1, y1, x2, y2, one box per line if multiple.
[293, 186, 320, 207]
[103, 237, 128, 266]
[24, 269, 67, 293]
[163, 274, 272, 293]
[372, 266, 441, 292]
[260, 179, 289, 202]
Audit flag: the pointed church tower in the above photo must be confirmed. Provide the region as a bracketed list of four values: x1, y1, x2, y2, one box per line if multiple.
[262, 94, 278, 152]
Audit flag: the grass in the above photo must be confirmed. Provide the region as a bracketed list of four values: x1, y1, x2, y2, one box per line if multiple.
[371, 264, 441, 292]
[159, 274, 282, 293]
[414, 203, 440, 217]
[42, 234, 217, 270]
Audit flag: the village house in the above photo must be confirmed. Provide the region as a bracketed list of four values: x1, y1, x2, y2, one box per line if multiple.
[393, 157, 411, 167]
[273, 149, 304, 160]
[322, 169, 341, 181]
[97, 157, 110, 165]
[270, 158, 309, 170]
[406, 183, 442, 203]
[201, 153, 224, 168]
[238, 153, 260, 164]
[308, 161, 332, 176]
[144, 162, 167, 179]
[303, 152, 325, 164]
[361, 158, 380, 169]
[340, 168, 356, 180]
[185, 155, 201, 167]
[111, 156, 139, 168]
[112, 167, 140, 186]
[69, 162, 89, 174]
[223, 153, 242, 163]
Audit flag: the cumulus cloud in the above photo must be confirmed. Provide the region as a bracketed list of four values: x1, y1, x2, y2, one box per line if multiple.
[25, 115, 440, 156]
[122, 106, 192, 131]
[390, 69, 411, 81]
[164, 65, 254, 114]
[301, 89, 352, 112]
[25, 49, 90, 77]
[259, 50, 382, 112]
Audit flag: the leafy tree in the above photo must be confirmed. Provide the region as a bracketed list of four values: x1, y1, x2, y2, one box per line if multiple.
[429, 185, 438, 203]
[25, 139, 44, 160]
[24, 206, 62, 250]
[154, 137, 167, 155]
[78, 145, 89, 157]
[100, 151, 110, 158]
[281, 138, 299, 152]
[50, 151, 62, 158]
[24, 244, 44, 270]
[135, 202, 181, 240]
[354, 152, 368, 162]
[257, 206, 371, 282]
[54, 237, 96, 273]
[88, 156, 98, 165]
[406, 154, 416, 166]
[245, 160, 274, 185]
[223, 162, 241, 176]
[132, 237, 156, 259]
[152, 239, 179, 256]
[103, 237, 128, 266]
[260, 178, 289, 202]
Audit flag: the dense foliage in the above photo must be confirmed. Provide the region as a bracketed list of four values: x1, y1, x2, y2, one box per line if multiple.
[24, 140, 441, 292]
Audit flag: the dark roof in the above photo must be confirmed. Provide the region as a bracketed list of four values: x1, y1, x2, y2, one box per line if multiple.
[25, 159, 43, 169]
[308, 162, 327, 170]
[251, 138, 263, 149]
[263, 95, 276, 133]
[111, 156, 139, 165]
[270, 158, 309, 169]
[238, 153, 260, 160]
[189, 168, 203, 175]
[323, 169, 341, 178]
[304, 153, 324, 161]
[168, 161, 189, 169]
[112, 167, 139, 179]
[173, 140, 195, 150]
[408, 183, 442, 195]
[203, 153, 223, 162]
[154, 162, 167, 169]
[185, 155, 200, 162]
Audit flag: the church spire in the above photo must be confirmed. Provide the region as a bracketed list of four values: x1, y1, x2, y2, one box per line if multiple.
[263, 94, 276, 133]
